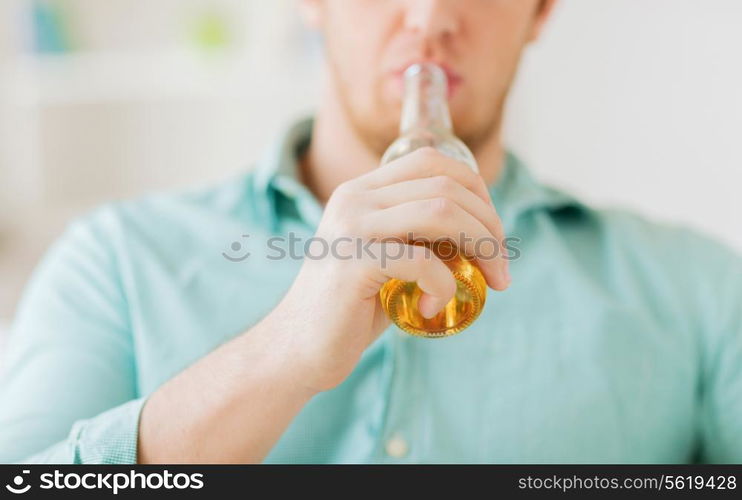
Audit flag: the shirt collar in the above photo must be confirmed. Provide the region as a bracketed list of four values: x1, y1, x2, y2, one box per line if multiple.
[251, 116, 584, 233]
[252, 117, 323, 233]
[490, 150, 585, 230]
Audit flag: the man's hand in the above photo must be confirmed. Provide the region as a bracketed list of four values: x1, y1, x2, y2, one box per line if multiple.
[274, 147, 510, 394]
[138, 147, 509, 464]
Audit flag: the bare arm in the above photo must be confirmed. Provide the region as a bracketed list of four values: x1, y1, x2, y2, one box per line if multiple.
[137, 148, 510, 463]
[137, 298, 317, 464]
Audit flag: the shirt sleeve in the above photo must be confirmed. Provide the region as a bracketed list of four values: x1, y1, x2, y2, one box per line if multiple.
[0, 206, 145, 464]
[696, 236, 742, 463]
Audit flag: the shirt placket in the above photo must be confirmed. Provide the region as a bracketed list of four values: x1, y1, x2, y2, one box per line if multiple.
[375, 327, 424, 463]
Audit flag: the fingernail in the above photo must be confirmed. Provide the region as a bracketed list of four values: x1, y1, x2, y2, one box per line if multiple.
[421, 306, 436, 319]
[420, 297, 441, 319]
[419, 296, 433, 318]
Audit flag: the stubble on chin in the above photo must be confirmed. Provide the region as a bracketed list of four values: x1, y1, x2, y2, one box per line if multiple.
[341, 91, 400, 158]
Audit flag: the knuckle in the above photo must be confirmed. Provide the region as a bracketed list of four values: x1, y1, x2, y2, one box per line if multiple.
[428, 196, 454, 217]
[432, 175, 456, 194]
[324, 210, 361, 238]
[328, 181, 361, 212]
[416, 146, 439, 159]
[332, 180, 355, 199]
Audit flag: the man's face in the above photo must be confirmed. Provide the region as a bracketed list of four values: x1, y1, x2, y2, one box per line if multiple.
[303, 0, 556, 156]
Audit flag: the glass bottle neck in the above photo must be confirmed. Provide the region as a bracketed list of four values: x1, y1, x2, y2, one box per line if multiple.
[399, 63, 453, 135]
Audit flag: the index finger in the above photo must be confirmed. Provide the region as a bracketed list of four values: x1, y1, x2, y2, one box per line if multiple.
[360, 147, 494, 208]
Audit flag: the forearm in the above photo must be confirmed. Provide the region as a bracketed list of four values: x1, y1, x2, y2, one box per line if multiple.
[137, 304, 317, 464]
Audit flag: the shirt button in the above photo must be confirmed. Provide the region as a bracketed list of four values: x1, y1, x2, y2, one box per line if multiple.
[385, 434, 409, 458]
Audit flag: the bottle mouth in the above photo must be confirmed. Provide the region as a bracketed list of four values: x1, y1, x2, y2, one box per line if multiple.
[404, 63, 449, 92]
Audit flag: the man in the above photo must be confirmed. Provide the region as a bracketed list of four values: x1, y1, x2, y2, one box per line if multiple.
[1, 0, 740, 464]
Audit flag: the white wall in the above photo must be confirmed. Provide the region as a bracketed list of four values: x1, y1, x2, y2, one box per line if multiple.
[504, 0, 742, 250]
[0, 0, 320, 323]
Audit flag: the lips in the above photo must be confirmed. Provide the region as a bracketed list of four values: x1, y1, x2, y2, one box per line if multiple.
[389, 61, 463, 99]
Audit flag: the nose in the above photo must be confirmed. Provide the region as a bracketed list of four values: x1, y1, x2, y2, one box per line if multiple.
[402, 0, 461, 41]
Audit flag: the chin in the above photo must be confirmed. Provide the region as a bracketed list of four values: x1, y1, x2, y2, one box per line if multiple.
[369, 113, 402, 146]
[353, 119, 399, 158]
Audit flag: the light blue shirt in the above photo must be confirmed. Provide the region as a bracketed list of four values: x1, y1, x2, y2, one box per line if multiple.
[1, 117, 741, 464]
